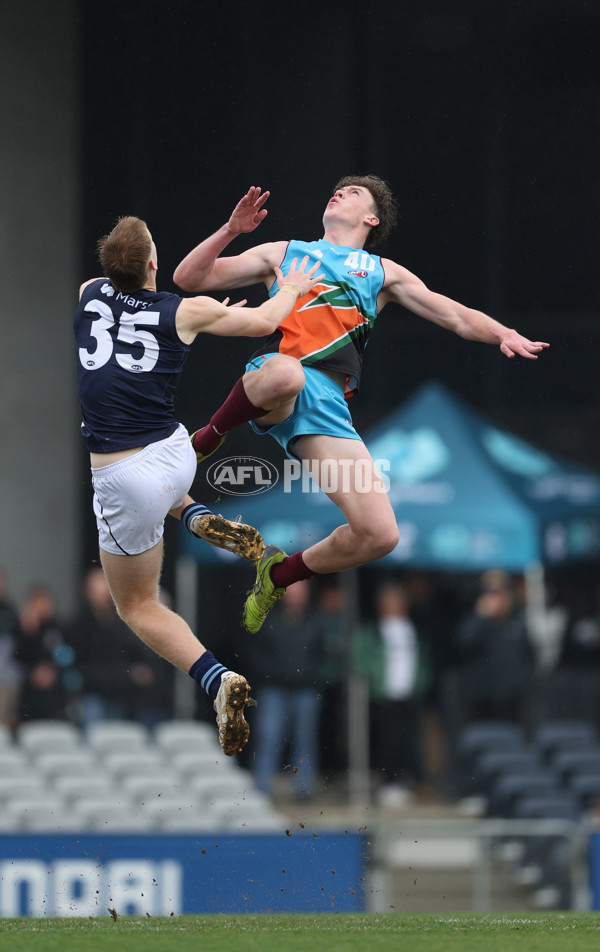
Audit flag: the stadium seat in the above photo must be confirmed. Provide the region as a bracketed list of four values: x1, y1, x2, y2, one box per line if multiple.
[52, 774, 118, 803]
[474, 749, 544, 795]
[86, 720, 150, 753]
[121, 775, 188, 804]
[153, 719, 219, 754]
[140, 798, 204, 830]
[102, 750, 166, 780]
[215, 805, 287, 832]
[552, 749, 600, 782]
[36, 750, 98, 779]
[18, 720, 81, 754]
[169, 751, 239, 779]
[149, 809, 223, 832]
[189, 772, 259, 807]
[567, 772, 600, 811]
[533, 720, 598, 761]
[0, 775, 47, 802]
[489, 770, 561, 817]
[0, 748, 35, 776]
[75, 802, 149, 832]
[5, 796, 66, 830]
[513, 793, 580, 821]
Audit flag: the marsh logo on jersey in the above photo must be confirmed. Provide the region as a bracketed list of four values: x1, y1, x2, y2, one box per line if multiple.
[100, 283, 115, 297]
[348, 270, 368, 278]
[206, 456, 279, 495]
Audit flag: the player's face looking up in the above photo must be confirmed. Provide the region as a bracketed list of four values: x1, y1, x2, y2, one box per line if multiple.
[323, 185, 378, 228]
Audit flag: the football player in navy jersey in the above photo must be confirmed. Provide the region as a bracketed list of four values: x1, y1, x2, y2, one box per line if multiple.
[75, 216, 322, 755]
[173, 178, 550, 635]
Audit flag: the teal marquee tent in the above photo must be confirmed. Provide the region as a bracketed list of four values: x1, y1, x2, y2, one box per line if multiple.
[181, 380, 600, 572]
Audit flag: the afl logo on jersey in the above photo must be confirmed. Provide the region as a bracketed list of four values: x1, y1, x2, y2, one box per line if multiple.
[100, 283, 115, 296]
[348, 270, 368, 278]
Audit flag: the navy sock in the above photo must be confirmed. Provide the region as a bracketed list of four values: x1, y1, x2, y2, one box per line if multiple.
[189, 650, 228, 700]
[181, 502, 212, 536]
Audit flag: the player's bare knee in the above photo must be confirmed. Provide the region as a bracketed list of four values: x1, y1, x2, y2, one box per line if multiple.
[262, 356, 304, 400]
[362, 523, 399, 560]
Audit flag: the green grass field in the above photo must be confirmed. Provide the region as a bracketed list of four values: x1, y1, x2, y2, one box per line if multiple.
[0, 913, 599, 952]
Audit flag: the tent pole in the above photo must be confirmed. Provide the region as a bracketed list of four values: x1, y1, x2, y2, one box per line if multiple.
[524, 560, 548, 671]
[174, 555, 199, 720]
[341, 568, 370, 807]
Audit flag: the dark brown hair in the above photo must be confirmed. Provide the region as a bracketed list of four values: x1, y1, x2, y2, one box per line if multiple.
[97, 216, 152, 292]
[332, 174, 398, 247]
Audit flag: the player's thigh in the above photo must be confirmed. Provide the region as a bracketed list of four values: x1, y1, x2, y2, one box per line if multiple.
[100, 541, 164, 612]
[294, 434, 394, 529]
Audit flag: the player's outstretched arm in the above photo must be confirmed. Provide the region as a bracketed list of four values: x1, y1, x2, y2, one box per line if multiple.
[173, 186, 283, 292]
[380, 258, 549, 360]
[176, 256, 324, 342]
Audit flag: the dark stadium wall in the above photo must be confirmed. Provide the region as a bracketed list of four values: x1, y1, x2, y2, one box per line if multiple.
[75, 1, 599, 592]
[0, 3, 80, 610]
[80, 0, 600, 452]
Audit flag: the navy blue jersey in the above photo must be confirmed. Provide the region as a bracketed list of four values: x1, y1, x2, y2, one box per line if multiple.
[75, 279, 190, 452]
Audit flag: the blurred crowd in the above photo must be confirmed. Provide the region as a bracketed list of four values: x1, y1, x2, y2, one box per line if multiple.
[1, 560, 599, 804]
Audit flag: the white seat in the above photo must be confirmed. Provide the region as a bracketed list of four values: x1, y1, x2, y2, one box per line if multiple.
[86, 721, 150, 754]
[189, 772, 258, 806]
[153, 720, 218, 754]
[18, 721, 81, 754]
[37, 750, 99, 779]
[0, 775, 47, 801]
[169, 751, 239, 779]
[0, 725, 12, 747]
[102, 751, 166, 779]
[0, 749, 34, 775]
[151, 810, 223, 832]
[218, 809, 287, 833]
[71, 793, 134, 816]
[75, 803, 149, 832]
[121, 776, 186, 804]
[140, 797, 200, 829]
[5, 796, 66, 831]
[52, 774, 117, 802]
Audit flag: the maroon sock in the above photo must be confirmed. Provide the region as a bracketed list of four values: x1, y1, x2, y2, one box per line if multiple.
[270, 551, 314, 589]
[192, 377, 266, 455]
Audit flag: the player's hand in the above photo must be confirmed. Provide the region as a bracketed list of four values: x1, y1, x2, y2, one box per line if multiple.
[275, 256, 325, 299]
[228, 186, 270, 234]
[499, 332, 550, 360]
[221, 296, 247, 308]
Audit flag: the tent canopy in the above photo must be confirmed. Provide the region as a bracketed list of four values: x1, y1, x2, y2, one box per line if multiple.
[182, 381, 600, 572]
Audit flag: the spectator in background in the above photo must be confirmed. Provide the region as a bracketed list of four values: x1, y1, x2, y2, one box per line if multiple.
[0, 570, 23, 732]
[454, 569, 535, 723]
[315, 579, 347, 773]
[354, 581, 431, 807]
[66, 566, 174, 727]
[558, 584, 600, 669]
[250, 580, 326, 800]
[15, 585, 76, 722]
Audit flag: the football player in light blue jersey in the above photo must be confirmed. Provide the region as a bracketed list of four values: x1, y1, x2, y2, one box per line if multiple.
[174, 177, 549, 635]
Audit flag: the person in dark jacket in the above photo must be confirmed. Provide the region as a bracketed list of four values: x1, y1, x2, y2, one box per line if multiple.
[250, 580, 326, 800]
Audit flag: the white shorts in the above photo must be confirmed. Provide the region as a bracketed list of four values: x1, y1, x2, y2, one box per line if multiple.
[91, 424, 197, 556]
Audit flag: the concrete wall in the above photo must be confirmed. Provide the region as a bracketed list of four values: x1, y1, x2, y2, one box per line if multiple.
[0, 3, 79, 612]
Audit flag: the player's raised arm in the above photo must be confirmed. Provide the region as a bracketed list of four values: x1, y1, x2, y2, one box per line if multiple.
[380, 258, 549, 360]
[176, 256, 324, 341]
[173, 186, 283, 292]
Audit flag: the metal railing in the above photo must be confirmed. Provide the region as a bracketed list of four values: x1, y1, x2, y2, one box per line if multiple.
[368, 817, 594, 911]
